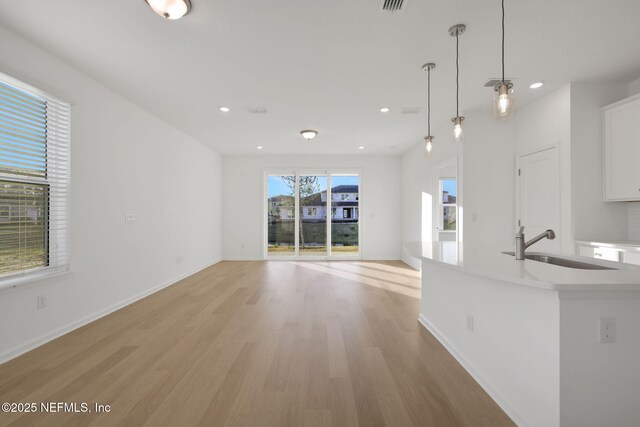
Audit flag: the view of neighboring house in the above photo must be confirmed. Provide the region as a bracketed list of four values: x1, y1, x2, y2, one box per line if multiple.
[267, 195, 294, 222]
[442, 190, 456, 204]
[268, 185, 359, 223]
[0, 204, 40, 223]
[441, 190, 457, 230]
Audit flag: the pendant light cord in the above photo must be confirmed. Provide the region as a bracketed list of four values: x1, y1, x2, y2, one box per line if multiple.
[501, 0, 505, 83]
[427, 67, 431, 136]
[456, 32, 460, 117]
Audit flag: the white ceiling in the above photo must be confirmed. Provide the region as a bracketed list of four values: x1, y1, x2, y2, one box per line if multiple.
[1, 0, 639, 155]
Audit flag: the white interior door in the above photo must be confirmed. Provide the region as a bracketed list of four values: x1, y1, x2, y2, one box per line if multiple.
[517, 147, 561, 253]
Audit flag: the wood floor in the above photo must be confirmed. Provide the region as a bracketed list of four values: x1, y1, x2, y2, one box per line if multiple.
[0, 261, 514, 427]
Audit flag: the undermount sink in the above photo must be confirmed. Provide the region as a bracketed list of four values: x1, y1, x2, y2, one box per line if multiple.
[502, 252, 616, 270]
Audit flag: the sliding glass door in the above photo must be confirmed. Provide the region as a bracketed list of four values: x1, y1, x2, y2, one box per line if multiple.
[265, 172, 360, 259]
[267, 175, 295, 256]
[330, 174, 359, 256]
[299, 175, 327, 256]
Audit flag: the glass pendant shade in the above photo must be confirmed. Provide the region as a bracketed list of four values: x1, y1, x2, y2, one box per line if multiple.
[451, 116, 464, 143]
[424, 136, 434, 154]
[494, 82, 514, 119]
[145, 0, 191, 19]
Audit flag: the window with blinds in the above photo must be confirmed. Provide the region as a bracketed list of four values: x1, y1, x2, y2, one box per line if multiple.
[0, 73, 70, 281]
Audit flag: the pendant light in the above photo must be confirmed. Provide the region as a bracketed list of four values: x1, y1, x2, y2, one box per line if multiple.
[449, 24, 466, 143]
[422, 63, 436, 154]
[145, 0, 192, 20]
[494, 0, 514, 119]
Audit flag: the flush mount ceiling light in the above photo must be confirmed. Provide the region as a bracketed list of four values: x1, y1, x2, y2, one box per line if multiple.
[256, 146, 263, 150]
[219, 107, 230, 112]
[358, 146, 365, 150]
[449, 24, 466, 143]
[493, 0, 514, 119]
[300, 130, 318, 141]
[145, 0, 192, 19]
[530, 81, 544, 89]
[422, 62, 436, 154]
[380, 107, 390, 113]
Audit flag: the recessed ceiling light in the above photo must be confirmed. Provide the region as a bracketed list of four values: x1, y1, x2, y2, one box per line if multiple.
[256, 146, 263, 150]
[529, 82, 544, 89]
[380, 107, 390, 113]
[300, 130, 318, 140]
[220, 107, 230, 112]
[358, 146, 365, 150]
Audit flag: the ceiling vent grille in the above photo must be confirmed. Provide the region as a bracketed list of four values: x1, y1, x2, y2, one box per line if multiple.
[248, 107, 268, 114]
[400, 107, 420, 115]
[381, 0, 405, 12]
[484, 78, 513, 88]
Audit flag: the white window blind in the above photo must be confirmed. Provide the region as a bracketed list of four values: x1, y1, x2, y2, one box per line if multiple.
[0, 72, 70, 281]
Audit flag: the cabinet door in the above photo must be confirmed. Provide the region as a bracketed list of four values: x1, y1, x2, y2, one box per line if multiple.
[592, 246, 622, 262]
[604, 97, 640, 201]
[577, 244, 595, 258]
[623, 251, 640, 266]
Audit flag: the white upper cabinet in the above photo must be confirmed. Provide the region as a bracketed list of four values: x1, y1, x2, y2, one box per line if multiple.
[603, 94, 640, 201]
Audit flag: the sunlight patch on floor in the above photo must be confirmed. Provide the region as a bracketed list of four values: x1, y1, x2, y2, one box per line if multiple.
[290, 261, 421, 299]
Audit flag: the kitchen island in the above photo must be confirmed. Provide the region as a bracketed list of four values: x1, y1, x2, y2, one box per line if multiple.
[406, 241, 640, 427]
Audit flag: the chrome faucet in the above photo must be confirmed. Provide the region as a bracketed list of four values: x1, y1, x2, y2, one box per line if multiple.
[515, 227, 556, 260]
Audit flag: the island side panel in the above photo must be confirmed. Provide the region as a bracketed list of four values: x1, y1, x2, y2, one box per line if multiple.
[419, 260, 560, 427]
[559, 294, 640, 427]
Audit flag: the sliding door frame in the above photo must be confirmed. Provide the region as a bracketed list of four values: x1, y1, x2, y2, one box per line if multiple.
[263, 168, 362, 261]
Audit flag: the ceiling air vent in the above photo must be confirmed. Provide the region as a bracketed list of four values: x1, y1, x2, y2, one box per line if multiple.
[381, 0, 406, 13]
[401, 107, 421, 115]
[484, 78, 513, 88]
[248, 107, 268, 114]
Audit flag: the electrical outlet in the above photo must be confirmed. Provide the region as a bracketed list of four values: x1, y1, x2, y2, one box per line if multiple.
[125, 214, 136, 224]
[466, 314, 474, 332]
[37, 295, 47, 310]
[599, 317, 615, 343]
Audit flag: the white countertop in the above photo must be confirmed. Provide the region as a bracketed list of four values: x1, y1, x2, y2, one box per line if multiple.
[406, 241, 640, 292]
[575, 239, 640, 251]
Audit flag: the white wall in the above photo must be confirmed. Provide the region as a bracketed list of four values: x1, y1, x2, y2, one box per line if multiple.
[222, 155, 401, 260]
[400, 123, 458, 269]
[629, 76, 640, 96]
[515, 85, 572, 253]
[624, 77, 640, 241]
[400, 111, 516, 269]
[570, 83, 629, 242]
[461, 111, 516, 246]
[629, 203, 640, 241]
[0, 25, 222, 361]
[623, 77, 640, 240]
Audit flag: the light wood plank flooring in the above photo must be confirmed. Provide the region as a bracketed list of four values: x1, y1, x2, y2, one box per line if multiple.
[0, 261, 514, 426]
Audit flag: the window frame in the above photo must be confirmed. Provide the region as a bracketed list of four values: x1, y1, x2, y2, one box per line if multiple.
[0, 71, 71, 290]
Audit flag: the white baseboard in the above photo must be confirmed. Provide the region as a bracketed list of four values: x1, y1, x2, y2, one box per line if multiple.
[0, 259, 221, 365]
[417, 314, 530, 427]
[402, 254, 421, 271]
